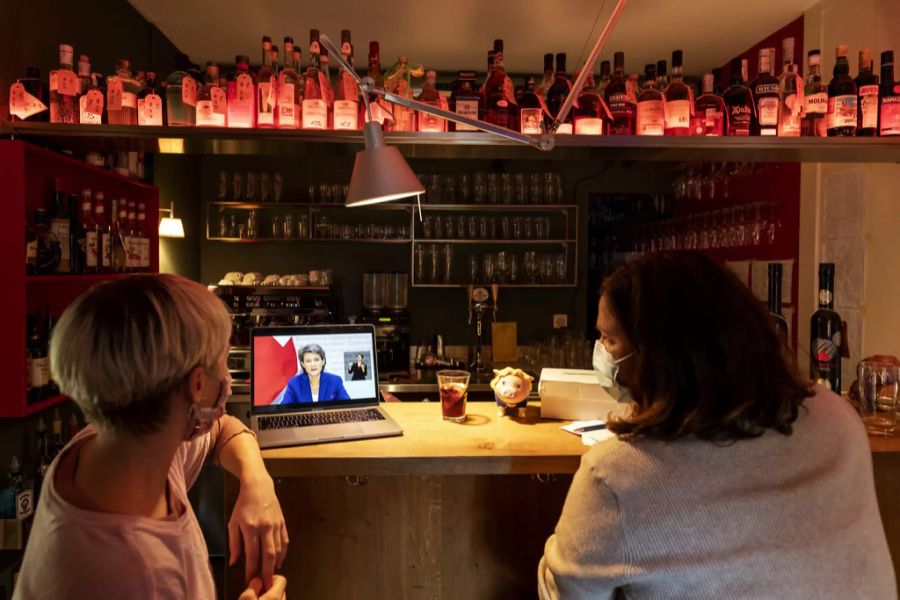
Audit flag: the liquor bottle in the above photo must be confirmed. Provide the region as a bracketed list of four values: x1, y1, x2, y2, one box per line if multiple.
[751, 48, 780, 135]
[76, 55, 103, 125]
[110, 198, 126, 272]
[196, 62, 226, 127]
[136, 202, 148, 271]
[107, 59, 139, 125]
[79, 189, 98, 273]
[227, 55, 256, 128]
[663, 50, 692, 135]
[810, 263, 842, 392]
[692, 73, 725, 136]
[126, 200, 138, 271]
[484, 39, 515, 130]
[26, 217, 37, 275]
[879, 51, 900, 137]
[137, 70, 163, 126]
[416, 70, 447, 132]
[636, 64, 664, 136]
[597, 60, 612, 97]
[26, 314, 48, 403]
[479, 50, 494, 114]
[535, 53, 555, 98]
[33, 418, 51, 507]
[573, 74, 608, 135]
[49, 410, 65, 458]
[0, 457, 29, 521]
[302, 30, 329, 130]
[165, 59, 197, 127]
[767, 263, 789, 344]
[605, 52, 636, 135]
[68, 194, 84, 274]
[384, 54, 421, 132]
[724, 58, 753, 136]
[49, 44, 79, 124]
[518, 76, 545, 135]
[48, 179, 70, 273]
[450, 71, 480, 131]
[32, 209, 61, 275]
[276, 38, 301, 129]
[363, 41, 392, 127]
[855, 49, 879, 136]
[256, 36, 276, 128]
[333, 30, 360, 130]
[547, 53, 573, 133]
[802, 50, 827, 136]
[777, 38, 803, 137]
[9, 67, 48, 122]
[94, 191, 110, 273]
[827, 45, 858, 136]
[656, 60, 669, 90]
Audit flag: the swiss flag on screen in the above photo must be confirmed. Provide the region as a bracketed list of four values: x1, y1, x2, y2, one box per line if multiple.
[254, 337, 298, 405]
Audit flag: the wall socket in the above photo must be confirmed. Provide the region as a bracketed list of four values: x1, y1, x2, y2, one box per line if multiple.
[553, 314, 568, 329]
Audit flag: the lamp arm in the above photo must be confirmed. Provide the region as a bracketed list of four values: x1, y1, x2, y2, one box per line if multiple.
[551, 0, 630, 131]
[319, 34, 363, 86]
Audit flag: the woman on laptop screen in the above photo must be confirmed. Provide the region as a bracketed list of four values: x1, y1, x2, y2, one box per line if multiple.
[282, 344, 351, 403]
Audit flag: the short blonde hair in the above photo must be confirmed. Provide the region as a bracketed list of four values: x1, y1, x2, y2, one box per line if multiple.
[50, 274, 231, 435]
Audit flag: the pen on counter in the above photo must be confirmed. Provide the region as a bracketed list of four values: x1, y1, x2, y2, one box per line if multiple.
[573, 424, 606, 434]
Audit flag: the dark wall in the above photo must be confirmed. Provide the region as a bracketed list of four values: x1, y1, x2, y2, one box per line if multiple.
[0, 0, 182, 115]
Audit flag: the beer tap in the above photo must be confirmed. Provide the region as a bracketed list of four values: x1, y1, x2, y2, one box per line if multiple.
[467, 285, 494, 373]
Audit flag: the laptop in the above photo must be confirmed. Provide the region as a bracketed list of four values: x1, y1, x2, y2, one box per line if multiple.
[250, 324, 403, 448]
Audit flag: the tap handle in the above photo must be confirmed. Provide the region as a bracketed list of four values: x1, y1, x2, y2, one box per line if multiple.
[467, 285, 474, 324]
[491, 283, 499, 319]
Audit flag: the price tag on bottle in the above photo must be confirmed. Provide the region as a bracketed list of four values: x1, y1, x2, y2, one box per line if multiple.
[57, 70, 79, 96]
[182, 76, 198, 107]
[16, 488, 34, 521]
[211, 87, 227, 115]
[138, 93, 163, 126]
[9, 83, 48, 119]
[236, 73, 253, 104]
[107, 77, 123, 111]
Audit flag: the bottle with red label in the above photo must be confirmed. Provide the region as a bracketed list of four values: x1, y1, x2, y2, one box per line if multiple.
[802, 50, 828, 136]
[415, 70, 447, 132]
[827, 45, 857, 136]
[879, 50, 900, 137]
[76, 55, 104, 125]
[547, 53, 573, 133]
[196, 62, 227, 127]
[450, 71, 480, 132]
[137, 71, 164, 126]
[50, 44, 79, 124]
[484, 39, 515, 130]
[9, 67, 48, 122]
[604, 52, 636, 135]
[93, 192, 110, 273]
[777, 38, 803, 137]
[276, 38, 301, 129]
[107, 59, 139, 125]
[518, 76, 545, 135]
[227, 55, 256, 128]
[751, 48, 780, 136]
[302, 30, 330, 130]
[855, 49, 879, 136]
[79, 190, 98, 274]
[724, 58, 753, 136]
[663, 50, 692, 136]
[333, 30, 360, 131]
[256, 37, 276, 128]
[692, 73, 725, 136]
[573, 73, 608, 135]
[636, 64, 665, 136]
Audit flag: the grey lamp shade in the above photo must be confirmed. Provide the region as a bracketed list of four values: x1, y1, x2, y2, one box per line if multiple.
[345, 122, 425, 207]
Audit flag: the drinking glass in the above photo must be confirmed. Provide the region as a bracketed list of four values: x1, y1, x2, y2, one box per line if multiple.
[555, 254, 567, 283]
[415, 244, 426, 284]
[442, 244, 453, 284]
[308, 183, 318, 203]
[500, 173, 512, 204]
[473, 173, 487, 204]
[512, 217, 523, 240]
[273, 172, 284, 202]
[423, 215, 434, 239]
[271, 215, 283, 239]
[244, 172, 257, 202]
[524, 217, 535, 240]
[509, 254, 519, 283]
[434, 215, 445, 239]
[468, 255, 479, 283]
[495, 251, 510, 284]
[482, 253, 496, 283]
[500, 216, 511, 240]
[534, 215, 547, 240]
[530, 173, 544, 204]
[458, 174, 471, 204]
[539, 255, 554, 283]
[246, 210, 258, 239]
[467, 215, 477, 239]
[217, 170, 228, 200]
[259, 172, 271, 202]
[478, 216, 489, 239]
[524, 251, 538, 283]
[283, 214, 295, 239]
[487, 173, 499, 204]
[858, 361, 899, 436]
[442, 175, 458, 204]
[319, 183, 332, 204]
[437, 370, 470, 422]
[543, 173, 557, 204]
[298, 214, 309, 238]
[232, 171, 244, 201]
[443, 215, 455, 239]
[456, 215, 466, 239]
[429, 244, 440, 283]
[514, 173, 527, 204]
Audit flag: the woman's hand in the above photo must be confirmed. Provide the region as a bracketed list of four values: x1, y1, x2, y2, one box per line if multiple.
[239, 575, 287, 600]
[228, 475, 289, 585]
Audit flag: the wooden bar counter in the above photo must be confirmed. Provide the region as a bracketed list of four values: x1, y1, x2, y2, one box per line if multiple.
[225, 402, 900, 599]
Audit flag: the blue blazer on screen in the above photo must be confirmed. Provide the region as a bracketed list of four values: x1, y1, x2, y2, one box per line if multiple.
[281, 371, 350, 404]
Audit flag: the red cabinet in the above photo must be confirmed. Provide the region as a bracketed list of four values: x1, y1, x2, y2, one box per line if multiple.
[0, 140, 159, 417]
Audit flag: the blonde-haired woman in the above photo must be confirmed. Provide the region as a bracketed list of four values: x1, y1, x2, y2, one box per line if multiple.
[15, 274, 288, 600]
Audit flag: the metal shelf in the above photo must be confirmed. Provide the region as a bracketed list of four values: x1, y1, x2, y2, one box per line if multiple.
[207, 237, 411, 243]
[412, 284, 576, 288]
[413, 239, 574, 244]
[7, 121, 900, 162]
[418, 204, 578, 210]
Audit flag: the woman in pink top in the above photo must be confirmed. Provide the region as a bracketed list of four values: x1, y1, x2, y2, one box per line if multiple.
[15, 274, 288, 599]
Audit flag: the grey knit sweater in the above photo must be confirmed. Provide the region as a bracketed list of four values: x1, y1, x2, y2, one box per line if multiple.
[539, 386, 897, 599]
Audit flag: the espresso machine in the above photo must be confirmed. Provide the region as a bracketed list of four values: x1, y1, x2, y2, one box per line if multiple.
[358, 272, 411, 376]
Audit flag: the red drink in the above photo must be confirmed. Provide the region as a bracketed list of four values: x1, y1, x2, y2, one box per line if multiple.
[437, 370, 470, 422]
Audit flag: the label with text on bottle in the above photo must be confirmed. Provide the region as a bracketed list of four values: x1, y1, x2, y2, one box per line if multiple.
[664, 99, 691, 130]
[758, 97, 780, 127]
[519, 108, 543, 134]
[86, 231, 98, 268]
[574, 117, 603, 135]
[827, 95, 857, 129]
[257, 78, 275, 124]
[29, 357, 49, 388]
[779, 94, 802, 136]
[454, 100, 479, 131]
[101, 232, 111, 268]
[727, 105, 752, 135]
[636, 101, 665, 135]
[858, 85, 880, 129]
[121, 92, 137, 109]
[302, 99, 328, 129]
[880, 95, 900, 136]
[277, 81, 296, 127]
[137, 93, 163, 126]
[195, 100, 218, 126]
[333, 100, 359, 130]
[805, 92, 827, 115]
[691, 107, 724, 136]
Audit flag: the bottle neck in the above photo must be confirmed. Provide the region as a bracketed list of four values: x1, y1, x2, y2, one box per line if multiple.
[768, 273, 782, 314]
[671, 65, 683, 82]
[808, 62, 821, 78]
[834, 57, 849, 76]
[818, 275, 835, 309]
[262, 47, 272, 68]
[882, 63, 895, 85]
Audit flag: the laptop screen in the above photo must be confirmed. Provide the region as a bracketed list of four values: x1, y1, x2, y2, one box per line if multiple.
[251, 325, 378, 412]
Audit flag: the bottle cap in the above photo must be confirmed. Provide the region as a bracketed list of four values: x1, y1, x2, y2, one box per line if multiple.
[808, 50, 821, 66]
[859, 48, 872, 67]
[369, 41, 380, 57]
[836, 44, 848, 58]
[882, 50, 894, 66]
[59, 44, 74, 65]
[341, 30, 352, 42]
[657, 59, 668, 76]
[703, 73, 714, 90]
[493, 39, 504, 53]
[672, 50, 683, 68]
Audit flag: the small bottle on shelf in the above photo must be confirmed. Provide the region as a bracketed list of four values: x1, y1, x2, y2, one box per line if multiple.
[484, 39, 515, 130]
[26, 314, 49, 404]
[751, 47, 780, 136]
[573, 73, 607, 135]
[77, 54, 103, 125]
[767, 263, 789, 345]
[32, 209, 61, 275]
[196, 62, 227, 127]
[302, 30, 329, 130]
[80, 189, 98, 274]
[256, 37, 276, 128]
[518, 76, 545, 135]
[227, 54, 256, 128]
[126, 200, 138, 271]
[107, 59, 140, 125]
[597, 60, 611, 98]
[692, 73, 725, 136]
[827, 45, 858, 137]
[656, 59, 669, 90]
[416, 70, 447, 132]
[48, 179, 70, 274]
[810, 262, 842, 392]
[778, 38, 803, 137]
[49, 44, 79, 124]
[724, 58, 753, 136]
[68, 194, 85, 274]
[94, 191, 110, 273]
[547, 53, 573, 133]
[605, 51, 636, 135]
[450, 71, 480, 131]
[137, 70, 164, 126]
[855, 48, 880, 136]
[277, 38, 301, 129]
[9, 67, 48, 122]
[879, 50, 900, 136]
[165, 58, 197, 127]
[637, 63, 665, 136]
[663, 50, 692, 136]
[803, 50, 828, 136]
[110, 198, 127, 272]
[333, 30, 360, 131]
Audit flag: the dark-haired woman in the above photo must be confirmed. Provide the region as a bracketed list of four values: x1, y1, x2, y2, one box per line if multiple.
[538, 251, 895, 600]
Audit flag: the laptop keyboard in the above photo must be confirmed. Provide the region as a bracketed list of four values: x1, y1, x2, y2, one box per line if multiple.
[258, 408, 385, 431]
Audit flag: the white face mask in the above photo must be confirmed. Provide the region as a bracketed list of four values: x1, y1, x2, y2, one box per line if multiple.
[186, 371, 228, 440]
[592, 340, 634, 402]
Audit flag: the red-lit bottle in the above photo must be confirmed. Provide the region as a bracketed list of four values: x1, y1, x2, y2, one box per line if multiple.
[751, 48, 780, 135]
[663, 50, 692, 136]
[50, 44, 79, 124]
[827, 45, 858, 136]
[484, 39, 515, 129]
[362, 41, 389, 127]
[803, 50, 828, 137]
[137, 202, 148, 271]
[126, 200, 138, 272]
[636, 64, 665, 136]
[724, 58, 753, 136]
[879, 51, 900, 136]
[535, 53, 554, 98]
[450, 71, 480, 132]
[94, 192, 110, 273]
[77, 55, 104, 125]
[597, 60, 611, 98]
[416, 70, 446, 132]
[333, 30, 360, 131]
[855, 49, 879, 136]
[9, 67, 48, 122]
[196, 62, 227, 127]
[79, 189, 98, 274]
[107, 59, 139, 125]
[778, 38, 803, 137]
[547, 53, 573, 133]
[256, 37, 276, 128]
[573, 74, 607, 135]
[604, 51, 636, 135]
[692, 74, 725, 136]
[518, 76, 545, 134]
[302, 30, 329, 130]
[276, 38, 301, 129]
[228, 55, 256, 128]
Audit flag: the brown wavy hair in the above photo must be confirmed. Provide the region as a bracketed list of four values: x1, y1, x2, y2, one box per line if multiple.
[602, 251, 814, 442]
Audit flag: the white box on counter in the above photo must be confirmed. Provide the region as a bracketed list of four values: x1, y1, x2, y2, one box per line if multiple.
[538, 368, 629, 421]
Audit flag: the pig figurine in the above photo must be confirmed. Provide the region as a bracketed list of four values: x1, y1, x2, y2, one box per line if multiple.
[490, 367, 534, 417]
